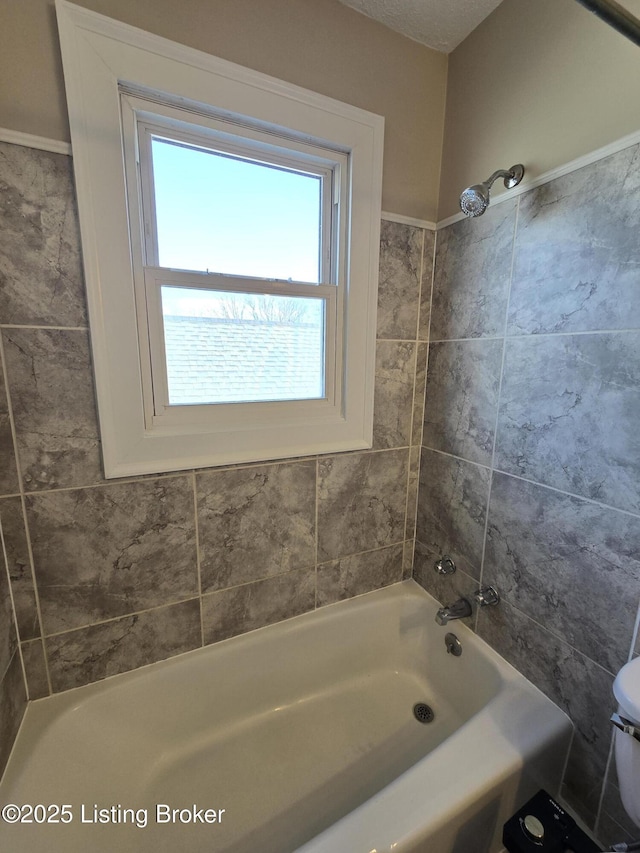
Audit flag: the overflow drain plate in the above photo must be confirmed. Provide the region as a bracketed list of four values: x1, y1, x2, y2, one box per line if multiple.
[413, 702, 435, 724]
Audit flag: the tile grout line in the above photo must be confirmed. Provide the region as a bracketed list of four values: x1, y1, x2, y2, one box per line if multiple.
[0, 328, 53, 697]
[0, 515, 23, 687]
[595, 735, 617, 838]
[476, 196, 520, 631]
[420, 442, 640, 525]
[314, 457, 319, 610]
[11, 447, 414, 499]
[484, 593, 619, 681]
[191, 470, 205, 649]
[490, 467, 640, 523]
[415, 227, 426, 343]
[377, 336, 428, 344]
[17, 495, 53, 697]
[40, 595, 203, 641]
[410, 225, 437, 580]
[421, 444, 493, 472]
[429, 327, 640, 345]
[38, 539, 412, 642]
[420, 227, 437, 439]
[17, 470, 197, 496]
[0, 324, 89, 332]
[403, 228, 426, 547]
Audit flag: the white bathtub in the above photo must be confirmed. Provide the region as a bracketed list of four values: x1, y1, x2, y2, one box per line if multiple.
[0, 580, 572, 853]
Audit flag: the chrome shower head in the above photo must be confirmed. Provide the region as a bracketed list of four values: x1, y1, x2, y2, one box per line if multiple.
[459, 164, 524, 218]
[460, 183, 491, 217]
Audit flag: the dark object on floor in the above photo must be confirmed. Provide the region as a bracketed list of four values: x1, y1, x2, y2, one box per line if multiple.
[503, 789, 602, 853]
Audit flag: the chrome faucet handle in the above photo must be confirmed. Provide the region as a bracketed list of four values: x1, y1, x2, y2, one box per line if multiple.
[474, 586, 500, 607]
[434, 555, 456, 575]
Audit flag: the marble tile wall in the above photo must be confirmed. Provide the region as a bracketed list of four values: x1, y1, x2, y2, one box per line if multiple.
[0, 143, 432, 718]
[415, 144, 640, 846]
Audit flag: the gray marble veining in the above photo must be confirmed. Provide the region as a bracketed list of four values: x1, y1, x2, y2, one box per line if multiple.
[197, 461, 316, 593]
[422, 146, 640, 831]
[423, 339, 502, 467]
[316, 543, 403, 606]
[416, 449, 490, 580]
[0, 142, 87, 328]
[477, 599, 615, 824]
[485, 472, 640, 674]
[0, 354, 19, 496]
[377, 220, 423, 340]
[317, 449, 408, 562]
[495, 332, 640, 514]
[2, 328, 103, 491]
[27, 476, 198, 634]
[509, 145, 640, 336]
[0, 144, 435, 706]
[46, 598, 201, 692]
[0, 496, 39, 641]
[202, 566, 315, 644]
[373, 340, 416, 450]
[431, 200, 516, 342]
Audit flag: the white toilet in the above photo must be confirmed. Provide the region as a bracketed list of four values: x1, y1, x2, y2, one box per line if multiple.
[613, 655, 640, 828]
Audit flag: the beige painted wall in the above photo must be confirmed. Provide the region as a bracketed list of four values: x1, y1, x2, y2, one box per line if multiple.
[0, 0, 447, 221]
[6, 0, 640, 222]
[439, 0, 640, 219]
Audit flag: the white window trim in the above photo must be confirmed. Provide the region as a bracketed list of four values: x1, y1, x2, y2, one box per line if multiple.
[56, 0, 384, 478]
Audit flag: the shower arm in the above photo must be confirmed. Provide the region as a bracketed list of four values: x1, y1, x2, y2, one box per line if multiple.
[484, 169, 517, 189]
[483, 165, 525, 191]
[574, 0, 640, 47]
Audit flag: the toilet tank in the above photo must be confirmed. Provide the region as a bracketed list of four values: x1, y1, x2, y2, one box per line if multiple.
[613, 656, 640, 829]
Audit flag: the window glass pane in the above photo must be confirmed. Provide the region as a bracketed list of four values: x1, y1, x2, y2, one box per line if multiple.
[151, 138, 322, 283]
[161, 286, 325, 405]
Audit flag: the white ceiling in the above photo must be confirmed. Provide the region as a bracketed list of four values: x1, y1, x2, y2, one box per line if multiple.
[338, 0, 505, 53]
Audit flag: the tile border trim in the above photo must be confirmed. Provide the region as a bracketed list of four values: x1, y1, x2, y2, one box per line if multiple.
[0, 128, 72, 156]
[381, 210, 437, 231]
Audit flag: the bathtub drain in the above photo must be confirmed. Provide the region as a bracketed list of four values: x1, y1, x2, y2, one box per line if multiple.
[413, 702, 435, 724]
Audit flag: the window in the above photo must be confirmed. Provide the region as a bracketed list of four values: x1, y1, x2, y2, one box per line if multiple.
[126, 104, 343, 418]
[56, 0, 384, 477]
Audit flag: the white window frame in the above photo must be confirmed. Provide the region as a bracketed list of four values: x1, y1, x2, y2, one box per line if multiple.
[56, 0, 384, 478]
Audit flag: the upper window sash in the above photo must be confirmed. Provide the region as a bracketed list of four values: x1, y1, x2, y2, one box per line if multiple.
[121, 93, 346, 285]
[137, 123, 337, 286]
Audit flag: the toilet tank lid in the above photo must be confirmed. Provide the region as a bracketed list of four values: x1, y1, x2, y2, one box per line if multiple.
[614, 656, 640, 723]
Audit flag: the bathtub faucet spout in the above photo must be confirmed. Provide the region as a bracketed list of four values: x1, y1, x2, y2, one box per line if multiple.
[435, 598, 472, 626]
